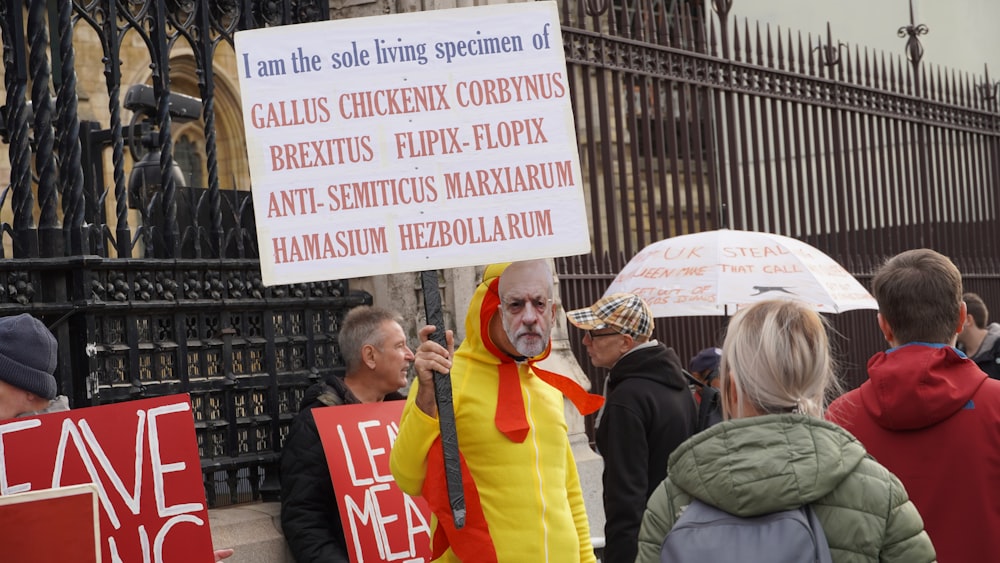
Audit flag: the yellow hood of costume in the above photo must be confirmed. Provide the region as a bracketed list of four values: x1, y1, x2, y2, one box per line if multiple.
[454, 262, 552, 369]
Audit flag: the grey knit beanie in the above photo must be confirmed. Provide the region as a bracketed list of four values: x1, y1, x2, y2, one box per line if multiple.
[0, 314, 58, 400]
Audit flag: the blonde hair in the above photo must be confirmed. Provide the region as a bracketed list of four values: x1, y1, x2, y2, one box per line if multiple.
[720, 299, 841, 419]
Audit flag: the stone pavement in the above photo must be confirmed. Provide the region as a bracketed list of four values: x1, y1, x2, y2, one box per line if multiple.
[208, 495, 606, 562]
[209, 502, 292, 563]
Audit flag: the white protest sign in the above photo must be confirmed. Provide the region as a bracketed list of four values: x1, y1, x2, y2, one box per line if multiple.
[235, 1, 590, 286]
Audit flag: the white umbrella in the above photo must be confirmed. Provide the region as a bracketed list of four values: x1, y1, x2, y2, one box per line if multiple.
[604, 229, 878, 317]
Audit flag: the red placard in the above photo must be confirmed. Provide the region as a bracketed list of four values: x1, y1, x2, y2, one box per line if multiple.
[0, 483, 101, 562]
[0, 394, 214, 563]
[314, 402, 432, 563]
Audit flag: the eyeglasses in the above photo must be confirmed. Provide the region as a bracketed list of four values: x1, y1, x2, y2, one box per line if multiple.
[500, 297, 551, 315]
[587, 329, 621, 339]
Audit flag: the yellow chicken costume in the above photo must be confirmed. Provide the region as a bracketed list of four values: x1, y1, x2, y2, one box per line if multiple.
[390, 263, 601, 562]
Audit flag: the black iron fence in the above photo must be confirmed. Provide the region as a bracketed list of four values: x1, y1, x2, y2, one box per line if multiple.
[0, 0, 349, 507]
[556, 0, 1000, 398]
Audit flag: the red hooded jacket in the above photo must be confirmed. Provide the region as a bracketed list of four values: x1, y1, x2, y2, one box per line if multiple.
[828, 343, 1000, 562]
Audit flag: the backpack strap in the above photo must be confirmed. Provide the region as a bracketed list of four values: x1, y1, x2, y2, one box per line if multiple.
[803, 504, 834, 563]
[682, 370, 723, 431]
[698, 385, 723, 429]
[681, 369, 703, 389]
[682, 369, 702, 409]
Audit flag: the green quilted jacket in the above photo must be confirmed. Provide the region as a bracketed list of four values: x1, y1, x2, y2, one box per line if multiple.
[635, 414, 936, 563]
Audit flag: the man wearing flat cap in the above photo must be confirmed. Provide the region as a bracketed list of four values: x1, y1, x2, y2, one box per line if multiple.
[566, 293, 697, 563]
[0, 313, 69, 420]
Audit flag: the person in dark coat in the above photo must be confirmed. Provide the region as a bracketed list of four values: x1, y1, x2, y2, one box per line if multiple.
[279, 306, 413, 562]
[566, 293, 697, 563]
[956, 292, 1000, 379]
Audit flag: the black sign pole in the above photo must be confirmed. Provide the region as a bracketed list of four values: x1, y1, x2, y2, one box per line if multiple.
[420, 270, 466, 528]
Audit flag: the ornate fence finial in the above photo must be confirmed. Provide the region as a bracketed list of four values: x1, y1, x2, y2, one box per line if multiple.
[979, 63, 1000, 104]
[712, 0, 733, 58]
[584, 0, 609, 18]
[711, 0, 732, 21]
[815, 22, 845, 67]
[897, 0, 928, 66]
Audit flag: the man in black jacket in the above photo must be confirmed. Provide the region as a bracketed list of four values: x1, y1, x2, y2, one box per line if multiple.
[567, 293, 697, 563]
[279, 306, 414, 562]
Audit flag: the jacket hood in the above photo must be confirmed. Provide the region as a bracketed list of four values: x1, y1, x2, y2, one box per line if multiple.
[861, 343, 988, 430]
[668, 415, 867, 517]
[609, 343, 688, 391]
[299, 375, 404, 411]
[456, 264, 505, 367]
[299, 376, 354, 411]
[973, 323, 1000, 361]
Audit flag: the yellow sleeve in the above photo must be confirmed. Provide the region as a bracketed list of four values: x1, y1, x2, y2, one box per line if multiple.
[389, 377, 442, 496]
[566, 440, 596, 563]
